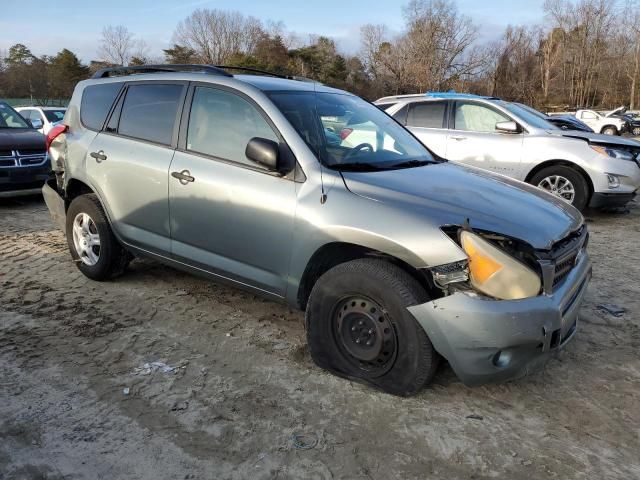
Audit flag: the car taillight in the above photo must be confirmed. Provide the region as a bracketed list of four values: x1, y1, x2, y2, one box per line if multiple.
[46, 124, 68, 152]
[340, 128, 353, 140]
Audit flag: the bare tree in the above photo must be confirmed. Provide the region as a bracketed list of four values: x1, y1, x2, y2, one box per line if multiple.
[173, 9, 265, 64]
[98, 25, 135, 66]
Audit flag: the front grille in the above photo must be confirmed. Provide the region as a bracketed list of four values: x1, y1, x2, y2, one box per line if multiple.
[0, 159, 17, 167]
[0, 150, 13, 157]
[16, 149, 46, 156]
[19, 156, 47, 166]
[553, 253, 578, 286]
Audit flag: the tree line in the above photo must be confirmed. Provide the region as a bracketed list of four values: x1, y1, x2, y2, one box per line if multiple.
[1, 0, 639, 109]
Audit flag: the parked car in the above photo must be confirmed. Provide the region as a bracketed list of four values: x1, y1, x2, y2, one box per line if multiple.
[376, 93, 640, 210]
[16, 106, 67, 135]
[510, 104, 594, 133]
[0, 101, 49, 197]
[43, 65, 591, 396]
[575, 107, 627, 135]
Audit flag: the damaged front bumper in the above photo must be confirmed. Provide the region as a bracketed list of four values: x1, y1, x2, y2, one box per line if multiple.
[408, 250, 592, 386]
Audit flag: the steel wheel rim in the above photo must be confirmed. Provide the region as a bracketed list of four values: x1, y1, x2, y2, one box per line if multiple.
[633, 127, 640, 136]
[332, 296, 397, 376]
[538, 175, 576, 203]
[72, 212, 101, 266]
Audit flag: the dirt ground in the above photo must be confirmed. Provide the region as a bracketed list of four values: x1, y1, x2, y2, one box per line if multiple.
[0, 195, 639, 480]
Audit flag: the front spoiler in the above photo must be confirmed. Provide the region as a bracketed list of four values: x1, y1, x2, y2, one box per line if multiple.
[408, 251, 592, 386]
[42, 179, 66, 232]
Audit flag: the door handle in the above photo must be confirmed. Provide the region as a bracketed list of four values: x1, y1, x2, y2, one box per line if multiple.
[90, 150, 107, 162]
[171, 170, 195, 185]
[450, 136, 467, 141]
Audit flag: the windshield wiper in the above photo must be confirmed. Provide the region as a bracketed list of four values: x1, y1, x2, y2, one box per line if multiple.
[383, 159, 438, 169]
[328, 162, 385, 172]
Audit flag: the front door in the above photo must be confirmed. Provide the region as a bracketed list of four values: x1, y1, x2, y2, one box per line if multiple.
[169, 85, 297, 297]
[445, 101, 524, 178]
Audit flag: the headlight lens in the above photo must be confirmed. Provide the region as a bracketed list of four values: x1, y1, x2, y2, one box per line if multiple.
[460, 231, 541, 300]
[591, 145, 635, 161]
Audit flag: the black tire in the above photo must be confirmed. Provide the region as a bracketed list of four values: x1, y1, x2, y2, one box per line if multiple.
[305, 258, 440, 396]
[601, 126, 618, 135]
[66, 194, 129, 281]
[530, 165, 589, 211]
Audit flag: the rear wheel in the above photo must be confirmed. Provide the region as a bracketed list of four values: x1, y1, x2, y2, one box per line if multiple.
[66, 194, 129, 280]
[530, 165, 589, 211]
[633, 126, 640, 137]
[601, 126, 618, 135]
[305, 258, 440, 396]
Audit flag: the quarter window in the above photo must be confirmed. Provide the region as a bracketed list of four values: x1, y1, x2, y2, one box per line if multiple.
[407, 102, 447, 128]
[454, 102, 510, 133]
[118, 84, 184, 145]
[186, 87, 278, 167]
[81, 83, 122, 131]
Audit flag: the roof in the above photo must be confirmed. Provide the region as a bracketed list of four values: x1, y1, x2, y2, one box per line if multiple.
[425, 92, 499, 100]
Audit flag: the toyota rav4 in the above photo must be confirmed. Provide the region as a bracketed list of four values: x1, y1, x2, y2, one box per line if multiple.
[43, 65, 592, 396]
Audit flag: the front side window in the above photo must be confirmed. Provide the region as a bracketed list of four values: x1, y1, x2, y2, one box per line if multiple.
[186, 87, 278, 167]
[407, 101, 447, 129]
[118, 84, 183, 145]
[0, 103, 30, 129]
[268, 92, 436, 171]
[454, 102, 511, 132]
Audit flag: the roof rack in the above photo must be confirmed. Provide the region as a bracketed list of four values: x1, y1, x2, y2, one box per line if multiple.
[425, 91, 500, 100]
[214, 65, 289, 79]
[91, 64, 232, 79]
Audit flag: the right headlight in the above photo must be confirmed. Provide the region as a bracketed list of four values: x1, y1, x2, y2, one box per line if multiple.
[590, 145, 636, 162]
[460, 231, 541, 300]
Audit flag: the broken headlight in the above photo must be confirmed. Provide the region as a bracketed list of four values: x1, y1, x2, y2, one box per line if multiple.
[590, 145, 636, 162]
[460, 231, 541, 300]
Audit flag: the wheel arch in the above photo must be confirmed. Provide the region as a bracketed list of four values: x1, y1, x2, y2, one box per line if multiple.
[296, 241, 438, 311]
[524, 159, 594, 199]
[600, 124, 619, 134]
[65, 178, 96, 209]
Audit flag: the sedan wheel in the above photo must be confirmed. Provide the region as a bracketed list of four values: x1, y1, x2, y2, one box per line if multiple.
[72, 212, 101, 266]
[537, 175, 576, 204]
[633, 127, 640, 137]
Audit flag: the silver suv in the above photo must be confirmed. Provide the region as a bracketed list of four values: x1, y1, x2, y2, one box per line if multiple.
[376, 93, 640, 211]
[43, 65, 591, 395]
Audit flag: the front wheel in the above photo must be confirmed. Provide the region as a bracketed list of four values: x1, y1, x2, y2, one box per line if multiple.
[66, 194, 129, 280]
[601, 126, 618, 135]
[305, 259, 440, 396]
[632, 126, 640, 137]
[530, 165, 589, 211]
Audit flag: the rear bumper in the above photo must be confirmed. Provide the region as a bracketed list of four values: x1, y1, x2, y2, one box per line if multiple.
[42, 179, 66, 231]
[589, 191, 636, 208]
[408, 251, 592, 386]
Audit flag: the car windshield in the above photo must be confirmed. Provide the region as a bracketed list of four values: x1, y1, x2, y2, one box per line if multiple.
[268, 91, 438, 171]
[0, 103, 30, 129]
[499, 101, 559, 130]
[44, 109, 66, 123]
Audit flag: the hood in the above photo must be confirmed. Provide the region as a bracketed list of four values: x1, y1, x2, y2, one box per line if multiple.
[341, 162, 583, 251]
[606, 106, 627, 117]
[559, 130, 640, 147]
[0, 128, 46, 151]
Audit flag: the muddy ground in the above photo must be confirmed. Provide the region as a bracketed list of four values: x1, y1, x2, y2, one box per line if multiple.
[0, 196, 639, 480]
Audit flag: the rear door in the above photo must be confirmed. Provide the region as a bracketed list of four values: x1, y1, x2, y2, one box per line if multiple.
[168, 84, 297, 296]
[399, 100, 449, 157]
[445, 100, 523, 177]
[85, 81, 186, 254]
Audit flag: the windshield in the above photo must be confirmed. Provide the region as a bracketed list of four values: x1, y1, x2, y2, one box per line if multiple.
[268, 92, 437, 171]
[0, 103, 30, 129]
[44, 109, 66, 123]
[499, 101, 559, 130]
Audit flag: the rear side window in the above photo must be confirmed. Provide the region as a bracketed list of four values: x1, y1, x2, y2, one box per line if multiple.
[118, 84, 184, 145]
[407, 102, 447, 128]
[81, 83, 122, 131]
[186, 86, 278, 167]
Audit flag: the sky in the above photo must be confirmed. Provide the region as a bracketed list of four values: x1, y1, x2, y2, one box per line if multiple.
[0, 0, 546, 63]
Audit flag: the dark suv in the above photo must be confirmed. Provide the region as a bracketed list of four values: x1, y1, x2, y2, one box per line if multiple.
[0, 102, 48, 197]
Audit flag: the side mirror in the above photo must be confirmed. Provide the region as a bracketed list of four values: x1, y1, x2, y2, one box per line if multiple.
[495, 121, 519, 134]
[246, 137, 280, 171]
[30, 118, 43, 129]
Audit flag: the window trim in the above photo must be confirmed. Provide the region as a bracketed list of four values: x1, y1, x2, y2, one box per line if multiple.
[451, 100, 522, 134]
[176, 82, 301, 181]
[101, 80, 188, 149]
[406, 100, 449, 130]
